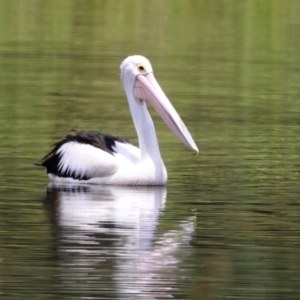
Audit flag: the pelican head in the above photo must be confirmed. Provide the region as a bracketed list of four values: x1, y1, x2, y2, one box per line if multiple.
[120, 55, 199, 154]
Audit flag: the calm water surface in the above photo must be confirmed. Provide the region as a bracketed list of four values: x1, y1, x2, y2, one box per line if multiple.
[0, 1, 300, 299]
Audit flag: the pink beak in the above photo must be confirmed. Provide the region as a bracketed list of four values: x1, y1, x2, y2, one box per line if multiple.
[133, 73, 199, 154]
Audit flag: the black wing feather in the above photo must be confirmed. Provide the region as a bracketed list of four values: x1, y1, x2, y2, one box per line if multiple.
[36, 132, 131, 180]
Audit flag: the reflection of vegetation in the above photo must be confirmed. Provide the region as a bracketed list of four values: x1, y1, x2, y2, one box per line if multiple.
[0, 0, 299, 299]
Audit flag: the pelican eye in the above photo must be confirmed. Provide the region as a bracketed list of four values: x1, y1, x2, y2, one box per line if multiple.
[137, 64, 146, 73]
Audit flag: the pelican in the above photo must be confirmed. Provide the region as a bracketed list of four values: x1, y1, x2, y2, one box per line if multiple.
[37, 55, 198, 185]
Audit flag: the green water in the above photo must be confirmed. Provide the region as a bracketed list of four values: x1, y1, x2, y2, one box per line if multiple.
[0, 1, 299, 299]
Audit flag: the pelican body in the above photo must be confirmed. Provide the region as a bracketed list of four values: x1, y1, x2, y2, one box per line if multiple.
[38, 55, 198, 185]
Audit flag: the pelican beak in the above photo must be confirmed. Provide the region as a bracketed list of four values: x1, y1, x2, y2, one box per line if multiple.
[134, 73, 199, 154]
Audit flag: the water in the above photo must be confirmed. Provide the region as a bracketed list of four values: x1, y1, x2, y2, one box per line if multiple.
[0, 1, 300, 299]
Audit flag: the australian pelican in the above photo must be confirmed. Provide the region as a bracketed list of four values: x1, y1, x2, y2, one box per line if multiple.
[37, 55, 198, 185]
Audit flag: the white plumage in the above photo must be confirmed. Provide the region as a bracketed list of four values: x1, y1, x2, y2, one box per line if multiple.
[38, 55, 198, 185]
[57, 142, 118, 178]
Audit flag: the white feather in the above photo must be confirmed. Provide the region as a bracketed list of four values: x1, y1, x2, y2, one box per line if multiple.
[112, 141, 140, 163]
[57, 142, 118, 178]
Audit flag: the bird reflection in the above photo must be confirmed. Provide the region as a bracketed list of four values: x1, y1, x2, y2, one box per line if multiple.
[44, 183, 195, 299]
